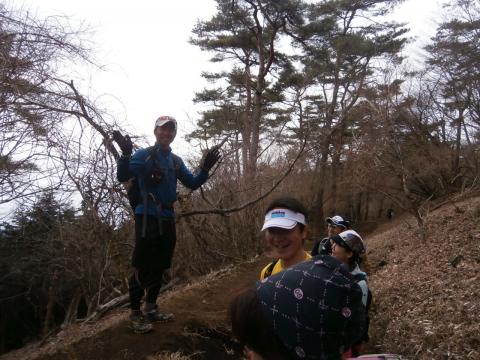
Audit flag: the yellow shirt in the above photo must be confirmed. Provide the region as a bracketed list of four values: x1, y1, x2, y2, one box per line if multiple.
[259, 252, 312, 280]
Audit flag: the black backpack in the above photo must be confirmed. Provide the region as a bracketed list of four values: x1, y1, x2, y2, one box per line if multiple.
[126, 146, 181, 211]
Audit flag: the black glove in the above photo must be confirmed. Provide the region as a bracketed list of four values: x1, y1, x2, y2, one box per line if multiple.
[201, 146, 221, 172]
[112, 130, 133, 156]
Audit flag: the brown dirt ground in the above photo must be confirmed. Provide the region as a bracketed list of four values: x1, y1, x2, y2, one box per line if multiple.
[2, 195, 479, 360]
[1, 259, 263, 360]
[365, 195, 480, 360]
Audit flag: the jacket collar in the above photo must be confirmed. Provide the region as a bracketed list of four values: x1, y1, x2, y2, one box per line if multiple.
[153, 144, 172, 155]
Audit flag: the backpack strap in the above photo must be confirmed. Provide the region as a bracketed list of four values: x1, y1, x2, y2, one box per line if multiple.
[352, 272, 368, 282]
[263, 259, 278, 278]
[137, 145, 157, 200]
[171, 153, 181, 176]
[145, 146, 157, 167]
[146, 147, 180, 176]
[139, 147, 180, 238]
[140, 146, 162, 237]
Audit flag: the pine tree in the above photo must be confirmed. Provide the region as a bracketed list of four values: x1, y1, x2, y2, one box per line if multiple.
[425, 0, 480, 171]
[190, 0, 304, 178]
[297, 0, 408, 220]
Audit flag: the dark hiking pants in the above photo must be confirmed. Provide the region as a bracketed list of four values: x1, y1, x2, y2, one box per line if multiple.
[129, 215, 176, 311]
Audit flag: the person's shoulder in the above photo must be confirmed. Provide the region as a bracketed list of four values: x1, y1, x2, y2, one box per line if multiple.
[259, 263, 270, 280]
[135, 148, 149, 155]
[260, 259, 281, 280]
[260, 261, 273, 279]
[350, 263, 368, 283]
[131, 148, 149, 160]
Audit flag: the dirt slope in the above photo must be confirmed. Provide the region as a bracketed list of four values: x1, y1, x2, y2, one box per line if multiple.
[365, 196, 480, 359]
[2, 259, 263, 360]
[2, 195, 479, 360]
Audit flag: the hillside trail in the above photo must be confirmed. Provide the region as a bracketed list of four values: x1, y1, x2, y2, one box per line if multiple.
[3, 194, 479, 360]
[2, 258, 265, 360]
[1, 217, 403, 360]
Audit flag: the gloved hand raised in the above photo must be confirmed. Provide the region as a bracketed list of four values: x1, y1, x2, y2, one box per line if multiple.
[112, 130, 133, 156]
[201, 146, 221, 172]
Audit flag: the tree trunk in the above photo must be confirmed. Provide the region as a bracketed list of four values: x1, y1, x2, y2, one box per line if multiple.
[355, 192, 363, 224]
[42, 270, 59, 338]
[453, 109, 464, 172]
[62, 287, 83, 327]
[377, 195, 385, 219]
[363, 192, 370, 221]
[313, 144, 330, 231]
[330, 146, 341, 214]
[241, 61, 252, 176]
[248, 90, 262, 178]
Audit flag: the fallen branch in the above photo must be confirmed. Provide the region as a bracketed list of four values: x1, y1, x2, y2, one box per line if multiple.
[84, 279, 179, 323]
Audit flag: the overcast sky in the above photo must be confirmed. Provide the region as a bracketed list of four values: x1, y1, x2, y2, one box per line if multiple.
[15, 0, 446, 155]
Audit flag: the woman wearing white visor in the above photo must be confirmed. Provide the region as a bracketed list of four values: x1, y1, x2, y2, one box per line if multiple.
[259, 197, 312, 280]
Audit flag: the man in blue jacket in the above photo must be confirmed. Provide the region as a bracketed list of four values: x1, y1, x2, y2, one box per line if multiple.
[114, 115, 219, 333]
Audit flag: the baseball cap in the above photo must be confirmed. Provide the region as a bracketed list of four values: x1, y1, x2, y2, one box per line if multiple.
[154, 115, 177, 131]
[261, 208, 306, 231]
[332, 229, 365, 255]
[256, 256, 365, 359]
[326, 215, 349, 229]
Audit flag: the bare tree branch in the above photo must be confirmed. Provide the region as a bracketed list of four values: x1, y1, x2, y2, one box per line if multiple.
[178, 137, 307, 218]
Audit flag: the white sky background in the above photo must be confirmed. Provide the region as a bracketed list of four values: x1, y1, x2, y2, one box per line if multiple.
[12, 0, 447, 158]
[0, 0, 448, 219]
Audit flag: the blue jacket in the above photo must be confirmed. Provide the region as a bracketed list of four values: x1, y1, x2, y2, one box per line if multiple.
[117, 146, 208, 218]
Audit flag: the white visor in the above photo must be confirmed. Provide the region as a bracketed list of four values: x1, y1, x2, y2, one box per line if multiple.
[155, 116, 177, 131]
[261, 208, 306, 231]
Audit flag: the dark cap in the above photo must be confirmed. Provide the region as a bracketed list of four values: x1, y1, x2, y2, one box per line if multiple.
[331, 229, 366, 255]
[326, 215, 350, 229]
[256, 255, 365, 359]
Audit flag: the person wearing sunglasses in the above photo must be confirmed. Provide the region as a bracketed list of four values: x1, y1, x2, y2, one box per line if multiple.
[331, 229, 371, 357]
[311, 215, 350, 256]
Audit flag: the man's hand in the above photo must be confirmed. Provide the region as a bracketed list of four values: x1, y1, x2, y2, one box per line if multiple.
[112, 130, 133, 156]
[201, 146, 221, 172]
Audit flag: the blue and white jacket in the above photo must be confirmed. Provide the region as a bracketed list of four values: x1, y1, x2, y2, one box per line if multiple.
[350, 263, 369, 307]
[117, 145, 208, 218]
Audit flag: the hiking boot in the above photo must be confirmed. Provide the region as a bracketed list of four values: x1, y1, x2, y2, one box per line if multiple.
[144, 305, 174, 323]
[129, 310, 153, 334]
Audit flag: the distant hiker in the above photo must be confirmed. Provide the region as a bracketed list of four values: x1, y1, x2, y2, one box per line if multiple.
[387, 208, 394, 220]
[229, 256, 366, 360]
[259, 197, 311, 280]
[311, 215, 350, 256]
[331, 229, 371, 357]
[114, 115, 220, 333]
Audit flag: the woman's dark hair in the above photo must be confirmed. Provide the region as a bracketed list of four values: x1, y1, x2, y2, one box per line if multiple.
[229, 286, 293, 360]
[349, 252, 360, 267]
[265, 197, 308, 231]
[335, 241, 360, 267]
